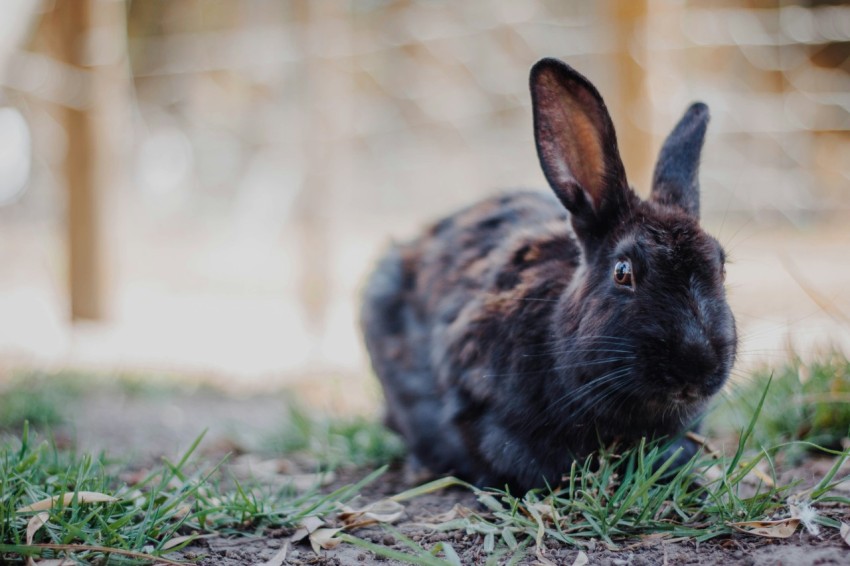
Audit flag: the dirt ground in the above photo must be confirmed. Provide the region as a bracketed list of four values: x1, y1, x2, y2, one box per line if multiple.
[180, 475, 850, 566]
[12, 384, 837, 566]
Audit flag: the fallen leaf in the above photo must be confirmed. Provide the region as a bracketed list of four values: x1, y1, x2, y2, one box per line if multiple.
[26, 513, 51, 566]
[26, 512, 50, 545]
[749, 467, 776, 488]
[339, 499, 404, 529]
[571, 550, 589, 566]
[840, 523, 850, 547]
[420, 503, 474, 524]
[411, 504, 476, 530]
[33, 560, 73, 566]
[310, 527, 343, 554]
[301, 516, 325, 532]
[17, 492, 118, 513]
[728, 518, 800, 538]
[254, 542, 289, 566]
[528, 501, 556, 521]
[291, 515, 325, 543]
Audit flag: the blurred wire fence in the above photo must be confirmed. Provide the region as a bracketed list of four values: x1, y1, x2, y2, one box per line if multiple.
[0, 1, 849, 382]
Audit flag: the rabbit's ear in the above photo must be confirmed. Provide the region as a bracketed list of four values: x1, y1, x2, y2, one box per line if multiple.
[650, 103, 709, 219]
[530, 58, 629, 225]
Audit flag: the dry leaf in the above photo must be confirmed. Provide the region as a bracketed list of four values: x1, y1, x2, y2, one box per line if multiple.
[418, 504, 474, 524]
[339, 499, 404, 529]
[254, 542, 289, 566]
[728, 518, 800, 539]
[310, 527, 343, 554]
[26, 512, 50, 545]
[25, 513, 51, 566]
[33, 560, 73, 566]
[748, 466, 776, 488]
[301, 516, 325, 532]
[571, 550, 589, 566]
[840, 523, 850, 547]
[291, 515, 325, 542]
[17, 492, 118, 513]
[529, 501, 556, 521]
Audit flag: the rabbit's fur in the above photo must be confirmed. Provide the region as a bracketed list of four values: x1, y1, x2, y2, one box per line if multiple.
[361, 58, 737, 491]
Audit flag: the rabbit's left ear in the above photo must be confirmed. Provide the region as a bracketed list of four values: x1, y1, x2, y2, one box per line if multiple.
[530, 58, 629, 228]
[650, 103, 709, 218]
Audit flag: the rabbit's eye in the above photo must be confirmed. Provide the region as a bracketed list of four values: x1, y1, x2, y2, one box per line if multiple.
[614, 260, 633, 287]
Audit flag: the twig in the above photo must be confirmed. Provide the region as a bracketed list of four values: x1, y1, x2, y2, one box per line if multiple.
[0, 543, 187, 566]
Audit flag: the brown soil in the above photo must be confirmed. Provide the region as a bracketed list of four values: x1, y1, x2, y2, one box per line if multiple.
[21, 385, 850, 565]
[173, 463, 850, 566]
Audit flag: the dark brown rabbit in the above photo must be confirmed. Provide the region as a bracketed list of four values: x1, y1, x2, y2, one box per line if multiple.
[361, 58, 737, 492]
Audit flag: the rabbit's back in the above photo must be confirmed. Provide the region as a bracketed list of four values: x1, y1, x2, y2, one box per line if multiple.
[361, 190, 581, 480]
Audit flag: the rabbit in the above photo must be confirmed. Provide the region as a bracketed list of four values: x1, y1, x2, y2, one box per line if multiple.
[361, 58, 737, 492]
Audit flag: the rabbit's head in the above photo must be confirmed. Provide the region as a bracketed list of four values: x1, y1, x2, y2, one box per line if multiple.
[530, 58, 736, 431]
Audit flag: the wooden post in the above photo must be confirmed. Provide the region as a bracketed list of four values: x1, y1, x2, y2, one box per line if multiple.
[47, 0, 129, 321]
[291, 0, 350, 342]
[610, 0, 651, 194]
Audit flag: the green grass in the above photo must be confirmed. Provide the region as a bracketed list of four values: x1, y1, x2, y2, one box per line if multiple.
[707, 352, 850, 457]
[3, 357, 850, 564]
[267, 402, 405, 469]
[0, 369, 198, 431]
[354, 445, 849, 566]
[345, 373, 850, 564]
[0, 372, 83, 429]
[0, 424, 384, 564]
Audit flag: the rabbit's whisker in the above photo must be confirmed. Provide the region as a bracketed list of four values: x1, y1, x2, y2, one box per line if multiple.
[550, 357, 637, 371]
[525, 335, 632, 348]
[481, 356, 636, 379]
[550, 366, 635, 412]
[523, 347, 634, 358]
[570, 379, 633, 424]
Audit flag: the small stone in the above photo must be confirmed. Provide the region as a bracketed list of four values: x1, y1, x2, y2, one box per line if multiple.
[382, 534, 395, 546]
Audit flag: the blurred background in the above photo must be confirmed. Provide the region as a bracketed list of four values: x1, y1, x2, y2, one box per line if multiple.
[1, 0, 849, 393]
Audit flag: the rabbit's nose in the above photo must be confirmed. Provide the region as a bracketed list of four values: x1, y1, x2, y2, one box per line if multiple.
[675, 332, 721, 382]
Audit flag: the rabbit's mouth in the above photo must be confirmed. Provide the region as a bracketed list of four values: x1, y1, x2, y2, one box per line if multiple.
[642, 384, 704, 416]
[670, 385, 702, 405]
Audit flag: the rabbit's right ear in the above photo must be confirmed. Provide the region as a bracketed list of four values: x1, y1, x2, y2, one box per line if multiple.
[530, 58, 629, 233]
